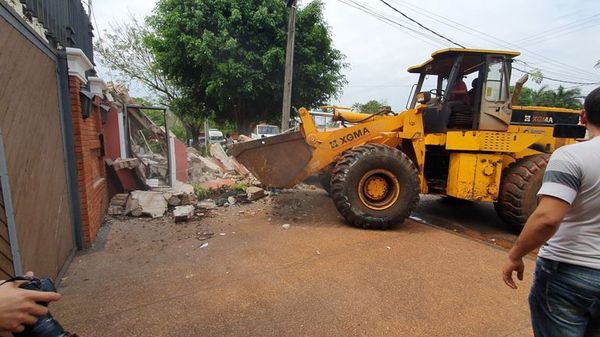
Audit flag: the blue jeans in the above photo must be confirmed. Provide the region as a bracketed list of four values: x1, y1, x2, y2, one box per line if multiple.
[529, 257, 600, 337]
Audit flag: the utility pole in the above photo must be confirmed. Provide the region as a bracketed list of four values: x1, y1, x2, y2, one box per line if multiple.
[281, 0, 297, 131]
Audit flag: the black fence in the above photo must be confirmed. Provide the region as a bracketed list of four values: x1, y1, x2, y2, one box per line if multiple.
[19, 0, 94, 64]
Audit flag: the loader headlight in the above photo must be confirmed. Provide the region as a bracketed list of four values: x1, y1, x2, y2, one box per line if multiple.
[416, 92, 431, 104]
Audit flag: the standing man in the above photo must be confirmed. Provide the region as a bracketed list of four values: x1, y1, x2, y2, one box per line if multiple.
[502, 87, 600, 337]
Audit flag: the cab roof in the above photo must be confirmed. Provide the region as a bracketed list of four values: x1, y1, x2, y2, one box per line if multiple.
[407, 48, 521, 75]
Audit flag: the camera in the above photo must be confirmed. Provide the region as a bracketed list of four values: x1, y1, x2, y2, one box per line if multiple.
[13, 276, 77, 337]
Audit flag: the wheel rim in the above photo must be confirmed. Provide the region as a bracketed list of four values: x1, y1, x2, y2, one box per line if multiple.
[357, 169, 401, 210]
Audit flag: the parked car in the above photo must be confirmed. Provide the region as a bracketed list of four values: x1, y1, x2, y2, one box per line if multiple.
[198, 129, 226, 145]
[208, 129, 225, 144]
[251, 124, 280, 139]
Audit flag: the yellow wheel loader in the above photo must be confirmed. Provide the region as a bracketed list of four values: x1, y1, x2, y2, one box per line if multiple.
[231, 48, 585, 230]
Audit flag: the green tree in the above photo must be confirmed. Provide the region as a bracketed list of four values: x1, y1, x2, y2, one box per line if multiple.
[351, 99, 388, 113]
[545, 86, 582, 110]
[95, 18, 208, 143]
[146, 0, 347, 133]
[515, 86, 581, 109]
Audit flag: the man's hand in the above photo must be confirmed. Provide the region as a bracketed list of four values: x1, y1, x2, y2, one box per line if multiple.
[0, 273, 61, 333]
[502, 256, 525, 289]
[502, 196, 568, 290]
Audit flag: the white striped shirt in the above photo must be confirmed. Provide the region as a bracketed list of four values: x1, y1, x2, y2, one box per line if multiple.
[537, 136, 600, 269]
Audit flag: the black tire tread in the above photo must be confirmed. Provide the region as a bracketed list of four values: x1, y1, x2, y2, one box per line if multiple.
[330, 144, 420, 230]
[494, 154, 550, 228]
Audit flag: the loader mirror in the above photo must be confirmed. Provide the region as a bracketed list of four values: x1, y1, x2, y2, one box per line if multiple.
[553, 124, 587, 139]
[416, 92, 431, 104]
[510, 74, 529, 106]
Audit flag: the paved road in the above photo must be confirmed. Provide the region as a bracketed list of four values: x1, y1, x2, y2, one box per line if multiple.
[53, 189, 534, 337]
[413, 195, 521, 252]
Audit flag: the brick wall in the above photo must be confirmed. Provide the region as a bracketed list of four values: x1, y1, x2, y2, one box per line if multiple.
[69, 76, 109, 248]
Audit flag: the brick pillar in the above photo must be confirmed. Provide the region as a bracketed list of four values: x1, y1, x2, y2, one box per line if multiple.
[69, 76, 109, 248]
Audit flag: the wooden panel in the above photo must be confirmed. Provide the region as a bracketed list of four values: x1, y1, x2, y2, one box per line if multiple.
[0, 237, 10, 263]
[0, 16, 74, 278]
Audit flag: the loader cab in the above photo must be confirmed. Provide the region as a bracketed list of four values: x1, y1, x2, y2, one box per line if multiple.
[408, 48, 520, 133]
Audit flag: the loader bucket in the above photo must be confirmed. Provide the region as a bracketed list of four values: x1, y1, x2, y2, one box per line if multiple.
[229, 131, 313, 188]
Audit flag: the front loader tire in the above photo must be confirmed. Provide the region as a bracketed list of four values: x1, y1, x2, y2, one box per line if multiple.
[318, 172, 332, 195]
[494, 154, 550, 230]
[331, 144, 420, 230]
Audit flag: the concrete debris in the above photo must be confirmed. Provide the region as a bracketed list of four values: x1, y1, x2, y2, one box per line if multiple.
[174, 205, 195, 222]
[128, 190, 168, 218]
[246, 186, 265, 201]
[237, 134, 253, 142]
[137, 153, 169, 186]
[282, 224, 291, 230]
[108, 193, 129, 215]
[199, 178, 236, 190]
[146, 178, 160, 188]
[197, 200, 217, 210]
[111, 158, 141, 171]
[173, 180, 195, 195]
[187, 149, 221, 173]
[209, 143, 236, 172]
[107, 205, 124, 216]
[227, 196, 237, 205]
[167, 196, 181, 206]
[110, 193, 129, 206]
[196, 231, 214, 241]
[125, 198, 143, 217]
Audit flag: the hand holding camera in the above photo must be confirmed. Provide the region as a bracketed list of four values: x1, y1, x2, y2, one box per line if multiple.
[0, 273, 76, 336]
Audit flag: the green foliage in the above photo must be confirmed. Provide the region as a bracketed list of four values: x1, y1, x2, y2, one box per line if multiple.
[193, 184, 210, 200]
[230, 183, 249, 192]
[515, 85, 582, 109]
[96, 20, 208, 143]
[351, 99, 389, 114]
[146, 0, 347, 133]
[529, 69, 544, 84]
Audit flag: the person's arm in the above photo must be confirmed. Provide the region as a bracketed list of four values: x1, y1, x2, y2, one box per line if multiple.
[502, 148, 581, 289]
[502, 196, 570, 289]
[0, 274, 61, 333]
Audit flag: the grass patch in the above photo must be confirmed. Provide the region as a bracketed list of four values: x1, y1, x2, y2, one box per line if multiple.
[193, 184, 211, 200]
[230, 183, 249, 192]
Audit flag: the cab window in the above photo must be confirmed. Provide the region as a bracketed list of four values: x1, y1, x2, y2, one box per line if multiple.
[484, 58, 507, 102]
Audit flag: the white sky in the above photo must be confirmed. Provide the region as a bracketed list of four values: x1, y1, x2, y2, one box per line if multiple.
[92, 0, 600, 111]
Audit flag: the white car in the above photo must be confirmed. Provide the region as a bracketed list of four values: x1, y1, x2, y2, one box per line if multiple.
[199, 129, 225, 145]
[251, 124, 280, 139]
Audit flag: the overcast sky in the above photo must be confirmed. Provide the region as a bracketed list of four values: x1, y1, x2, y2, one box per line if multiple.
[92, 0, 600, 110]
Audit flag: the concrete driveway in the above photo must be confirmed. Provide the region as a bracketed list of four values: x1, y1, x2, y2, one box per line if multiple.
[53, 189, 534, 337]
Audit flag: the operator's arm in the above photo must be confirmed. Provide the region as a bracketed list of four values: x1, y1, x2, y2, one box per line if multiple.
[502, 196, 570, 289]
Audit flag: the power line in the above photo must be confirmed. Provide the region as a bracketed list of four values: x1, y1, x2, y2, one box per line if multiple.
[385, 0, 600, 81]
[341, 0, 600, 85]
[513, 67, 600, 86]
[513, 12, 600, 45]
[337, 0, 448, 49]
[377, 0, 466, 48]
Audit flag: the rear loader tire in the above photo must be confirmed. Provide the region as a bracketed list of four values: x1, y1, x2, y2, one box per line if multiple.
[494, 154, 550, 230]
[330, 144, 420, 230]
